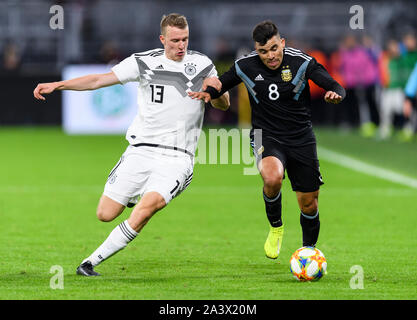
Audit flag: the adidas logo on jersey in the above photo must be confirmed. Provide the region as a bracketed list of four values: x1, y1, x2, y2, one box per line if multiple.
[255, 74, 264, 81]
[155, 64, 164, 70]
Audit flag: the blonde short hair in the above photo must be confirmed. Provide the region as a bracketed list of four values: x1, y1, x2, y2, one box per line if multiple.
[160, 13, 188, 35]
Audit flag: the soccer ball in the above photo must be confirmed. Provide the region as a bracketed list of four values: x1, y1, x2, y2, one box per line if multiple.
[289, 246, 327, 281]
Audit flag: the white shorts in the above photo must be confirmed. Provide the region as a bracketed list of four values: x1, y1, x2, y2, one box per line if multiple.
[103, 145, 194, 206]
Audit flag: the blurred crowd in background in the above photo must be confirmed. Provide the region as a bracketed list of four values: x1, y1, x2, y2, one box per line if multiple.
[303, 30, 417, 142]
[1, 0, 417, 142]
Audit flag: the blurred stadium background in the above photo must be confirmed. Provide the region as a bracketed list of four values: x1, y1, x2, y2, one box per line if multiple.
[1, 0, 417, 135]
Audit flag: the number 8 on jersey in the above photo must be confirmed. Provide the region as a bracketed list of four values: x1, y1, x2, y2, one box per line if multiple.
[268, 83, 280, 101]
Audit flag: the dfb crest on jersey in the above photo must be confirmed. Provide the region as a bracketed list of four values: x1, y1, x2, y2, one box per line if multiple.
[281, 66, 292, 82]
[184, 62, 197, 76]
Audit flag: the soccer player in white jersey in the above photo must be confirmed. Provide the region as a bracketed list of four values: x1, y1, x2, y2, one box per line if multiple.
[33, 13, 230, 276]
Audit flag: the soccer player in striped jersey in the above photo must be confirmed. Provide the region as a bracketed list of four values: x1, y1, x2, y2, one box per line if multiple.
[33, 13, 229, 276]
[189, 21, 345, 260]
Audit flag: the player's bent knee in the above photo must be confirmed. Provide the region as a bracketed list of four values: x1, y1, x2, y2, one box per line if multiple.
[300, 201, 318, 215]
[263, 174, 283, 192]
[96, 208, 116, 222]
[96, 195, 125, 222]
[261, 165, 283, 193]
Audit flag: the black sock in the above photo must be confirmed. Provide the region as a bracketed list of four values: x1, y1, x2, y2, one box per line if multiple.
[300, 211, 320, 247]
[263, 191, 283, 227]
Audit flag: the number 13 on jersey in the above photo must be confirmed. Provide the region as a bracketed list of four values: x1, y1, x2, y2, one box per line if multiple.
[150, 84, 164, 103]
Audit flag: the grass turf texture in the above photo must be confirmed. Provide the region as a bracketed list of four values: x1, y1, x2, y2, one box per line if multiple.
[0, 126, 416, 300]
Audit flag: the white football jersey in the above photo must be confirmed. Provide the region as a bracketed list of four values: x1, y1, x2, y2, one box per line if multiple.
[112, 49, 217, 156]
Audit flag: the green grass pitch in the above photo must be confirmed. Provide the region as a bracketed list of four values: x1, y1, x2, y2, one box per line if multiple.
[0, 126, 416, 300]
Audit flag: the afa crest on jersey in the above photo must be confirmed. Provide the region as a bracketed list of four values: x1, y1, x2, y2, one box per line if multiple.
[281, 66, 292, 82]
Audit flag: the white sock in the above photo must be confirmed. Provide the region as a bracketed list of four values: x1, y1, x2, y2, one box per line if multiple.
[83, 220, 138, 267]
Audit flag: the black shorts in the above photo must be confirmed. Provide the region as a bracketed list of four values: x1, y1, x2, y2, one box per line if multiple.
[250, 134, 324, 192]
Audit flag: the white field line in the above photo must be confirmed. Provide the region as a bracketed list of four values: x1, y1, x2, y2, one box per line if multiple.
[318, 146, 417, 189]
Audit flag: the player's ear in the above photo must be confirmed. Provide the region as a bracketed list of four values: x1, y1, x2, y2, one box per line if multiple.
[281, 37, 286, 48]
[159, 35, 165, 46]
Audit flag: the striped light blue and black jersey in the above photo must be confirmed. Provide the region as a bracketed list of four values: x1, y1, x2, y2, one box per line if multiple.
[207, 47, 345, 146]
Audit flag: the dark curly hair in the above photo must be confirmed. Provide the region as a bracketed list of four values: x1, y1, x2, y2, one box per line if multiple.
[252, 20, 280, 45]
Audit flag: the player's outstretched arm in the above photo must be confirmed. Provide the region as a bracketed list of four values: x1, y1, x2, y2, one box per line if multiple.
[188, 65, 242, 110]
[212, 91, 230, 111]
[202, 76, 230, 110]
[33, 71, 120, 100]
[188, 76, 230, 110]
[188, 90, 212, 103]
[202, 77, 222, 92]
[307, 59, 345, 104]
[324, 91, 343, 104]
[187, 90, 230, 111]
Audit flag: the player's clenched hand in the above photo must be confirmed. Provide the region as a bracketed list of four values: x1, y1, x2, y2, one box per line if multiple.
[202, 77, 222, 92]
[33, 82, 59, 101]
[324, 91, 342, 104]
[188, 91, 212, 103]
